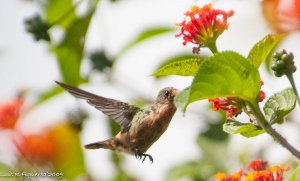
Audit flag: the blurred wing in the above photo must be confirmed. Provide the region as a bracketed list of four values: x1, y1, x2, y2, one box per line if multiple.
[56, 81, 140, 129]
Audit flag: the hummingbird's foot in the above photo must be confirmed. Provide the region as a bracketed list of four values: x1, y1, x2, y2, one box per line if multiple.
[141, 153, 153, 163]
[134, 149, 153, 163]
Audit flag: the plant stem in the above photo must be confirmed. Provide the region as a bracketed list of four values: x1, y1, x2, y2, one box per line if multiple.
[48, 0, 84, 29]
[247, 101, 300, 160]
[207, 40, 218, 54]
[286, 73, 300, 106]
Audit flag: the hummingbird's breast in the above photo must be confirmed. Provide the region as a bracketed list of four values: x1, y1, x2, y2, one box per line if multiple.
[126, 103, 177, 154]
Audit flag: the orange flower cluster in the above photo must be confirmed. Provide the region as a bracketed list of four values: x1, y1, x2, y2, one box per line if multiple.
[0, 97, 59, 164]
[208, 97, 241, 118]
[208, 81, 266, 118]
[176, 4, 234, 53]
[0, 98, 24, 129]
[215, 160, 289, 181]
[16, 131, 57, 163]
[262, 0, 300, 33]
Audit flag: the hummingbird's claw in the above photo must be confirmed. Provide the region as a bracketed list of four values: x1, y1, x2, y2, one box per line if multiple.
[134, 148, 154, 164]
[140, 153, 153, 163]
[144, 154, 153, 164]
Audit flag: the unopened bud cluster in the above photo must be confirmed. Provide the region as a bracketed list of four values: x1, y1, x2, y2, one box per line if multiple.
[271, 49, 296, 77]
[25, 15, 50, 41]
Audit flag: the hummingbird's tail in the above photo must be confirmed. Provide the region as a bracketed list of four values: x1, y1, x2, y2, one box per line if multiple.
[83, 139, 117, 150]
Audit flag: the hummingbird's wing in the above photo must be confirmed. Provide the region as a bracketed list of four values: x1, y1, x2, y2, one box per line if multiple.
[56, 81, 140, 130]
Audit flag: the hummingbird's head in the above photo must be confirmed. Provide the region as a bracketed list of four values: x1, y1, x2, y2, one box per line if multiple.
[156, 87, 179, 105]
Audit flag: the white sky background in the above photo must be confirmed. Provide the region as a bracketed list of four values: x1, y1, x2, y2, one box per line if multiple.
[0, 0, 300, 181]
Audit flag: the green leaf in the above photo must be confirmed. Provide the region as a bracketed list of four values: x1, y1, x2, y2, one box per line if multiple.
[0, 163, 21, 181]
[35, 86, 63, 105]
[45, 0, 77, 28]
[108, 118, 121, 136]
[119, 27, 175, 56]
[289, 165, 300, 181]
[264, 47, 277, 72]
[52, 123, 86, 180]
[53, 0, 98, 86]
[247, 34, 284, 68]
[175, 51, 261, 111]
[156, 54, 201, 68]
[223, 120, 265, 137]
[153, 57, 205, 77]
[263, 88, 296, 124]
[174, 87, 190, 110]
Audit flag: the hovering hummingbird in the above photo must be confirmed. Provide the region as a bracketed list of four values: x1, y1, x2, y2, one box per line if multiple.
[55, 81, 179, 163]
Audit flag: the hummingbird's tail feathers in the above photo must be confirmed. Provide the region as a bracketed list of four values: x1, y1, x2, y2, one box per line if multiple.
[83, 139, 117, 150]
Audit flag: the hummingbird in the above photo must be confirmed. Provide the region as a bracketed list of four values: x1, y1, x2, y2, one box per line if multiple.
[55, 81, 179, 163]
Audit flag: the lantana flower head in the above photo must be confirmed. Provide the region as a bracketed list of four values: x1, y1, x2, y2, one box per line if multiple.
[247, 159, 268, 171]
[176, 4, 234, 53]
[245, 160, 289, 181]
[215, 160, 290, 181]
[208, 97, 241, 118]
[208, 81, 266, 118]
[215, 170, 242, 181]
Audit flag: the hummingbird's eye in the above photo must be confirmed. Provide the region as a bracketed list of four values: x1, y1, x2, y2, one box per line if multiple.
[164, 90, 171, 99]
